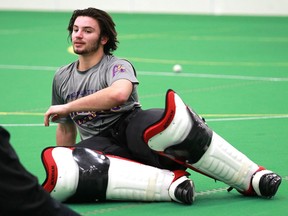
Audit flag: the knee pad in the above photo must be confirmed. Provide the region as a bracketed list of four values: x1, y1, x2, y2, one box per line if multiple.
[143, 89, 212, 164]
[41, 147, 108, 202]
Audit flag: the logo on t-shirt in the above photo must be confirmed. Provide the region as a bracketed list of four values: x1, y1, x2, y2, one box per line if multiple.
[112, 64, 126, 77]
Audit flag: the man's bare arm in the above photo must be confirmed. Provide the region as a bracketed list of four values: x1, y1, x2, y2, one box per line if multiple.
[56, 123, 77, 146]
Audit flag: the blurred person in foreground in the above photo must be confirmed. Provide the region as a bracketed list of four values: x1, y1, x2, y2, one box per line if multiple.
[0, 126, 80, 216]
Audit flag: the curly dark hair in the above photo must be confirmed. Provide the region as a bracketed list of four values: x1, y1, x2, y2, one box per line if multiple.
[67, 8, 119, 55]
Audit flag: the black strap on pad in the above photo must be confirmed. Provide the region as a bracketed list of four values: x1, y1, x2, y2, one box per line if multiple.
[67, 147, 110, 202]
[164, 107, 213, 164]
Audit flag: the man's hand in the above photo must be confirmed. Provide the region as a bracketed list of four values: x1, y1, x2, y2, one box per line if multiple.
[44, 105, 70, 126]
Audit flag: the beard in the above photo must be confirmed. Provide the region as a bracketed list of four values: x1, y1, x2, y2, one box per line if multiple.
[73, 37, 102, 55]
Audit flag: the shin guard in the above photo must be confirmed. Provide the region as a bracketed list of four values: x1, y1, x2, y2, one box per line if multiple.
[41, 147, 194, 204]
[143, 89, 281, 197]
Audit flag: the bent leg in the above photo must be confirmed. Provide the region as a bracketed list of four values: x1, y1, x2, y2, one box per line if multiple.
[126, 109, 185, 170]
[143, 89, 282, 198]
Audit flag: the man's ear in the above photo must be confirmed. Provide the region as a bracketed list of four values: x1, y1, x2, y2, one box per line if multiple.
[101, 36, 109, 45]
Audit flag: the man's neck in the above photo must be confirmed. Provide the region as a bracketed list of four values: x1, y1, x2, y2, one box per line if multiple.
[77, 51, 104, 72]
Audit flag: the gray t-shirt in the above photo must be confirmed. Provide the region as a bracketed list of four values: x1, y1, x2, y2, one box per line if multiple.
[51, 55, 140, 140]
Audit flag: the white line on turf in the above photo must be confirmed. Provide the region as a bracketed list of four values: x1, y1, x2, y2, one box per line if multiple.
[1, 64, 288, 82]
[138, 71, 288, 82]
[196, 187, 228, 196]
[207, 115, 288, 122]
[1, 115, 288, 127]
[0, 123, 57, 127]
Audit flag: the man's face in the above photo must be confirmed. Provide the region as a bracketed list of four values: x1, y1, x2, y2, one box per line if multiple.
[72, 16, 103, 55]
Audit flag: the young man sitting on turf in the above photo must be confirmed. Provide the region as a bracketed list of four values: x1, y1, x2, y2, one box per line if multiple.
[43, 7, 281, 204]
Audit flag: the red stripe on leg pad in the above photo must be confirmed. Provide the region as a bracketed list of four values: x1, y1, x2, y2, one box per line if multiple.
[41, 147, 58, 193]
[143, 89, 176, 144]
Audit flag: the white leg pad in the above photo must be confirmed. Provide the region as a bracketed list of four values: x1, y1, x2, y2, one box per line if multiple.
[192, 132, 259, 192]
[48, 148, 79, 202]
[106, 157, 175, 202]
[147, 93, 192, 151]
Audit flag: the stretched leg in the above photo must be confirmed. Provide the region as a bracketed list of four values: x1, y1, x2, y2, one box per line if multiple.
[0, 127, 80, 216]
[143, 89, 281, 198]
[41, 146, 195, 205]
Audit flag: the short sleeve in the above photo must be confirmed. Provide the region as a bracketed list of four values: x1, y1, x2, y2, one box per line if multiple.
[51, 69, 73, 123]
[107, 59, 139, 85]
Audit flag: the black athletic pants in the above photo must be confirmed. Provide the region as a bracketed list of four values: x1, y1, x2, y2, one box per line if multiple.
[77, 108, 184, 171]
[0, 126, 80, 216]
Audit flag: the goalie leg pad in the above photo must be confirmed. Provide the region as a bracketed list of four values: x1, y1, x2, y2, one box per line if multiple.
[42, 147, 109, 202]
[168, 125, 282, 198]
[191, 132, 259, 193]
[144, 89, 212, 163]
[107, 156, 174, 202]
[143, 89, 282, 198]
[42, 147, 195, 204]
[107, 157, 194, 204]
[190, 132, 282, 197]
[143, 89, 192, 149]
[108, 156, 174, 201]
[41, 147, 80, 202]
[69, 147, 109, 202]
